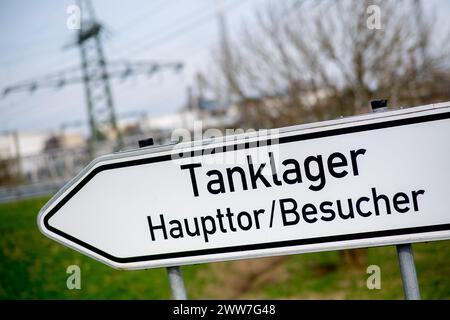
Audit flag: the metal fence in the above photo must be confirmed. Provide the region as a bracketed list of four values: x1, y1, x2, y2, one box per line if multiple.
[0, 130, 174, 203]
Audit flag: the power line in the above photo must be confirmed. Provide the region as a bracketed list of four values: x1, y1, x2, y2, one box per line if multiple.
[0, 60, 183, 125]
[0, 0, 170, 69]
[1, 0, 184, 159]
[0, 3, 73, 68]
[0, 43, 62, 66]
[112, 0, 245, 59]
[134, 0, 245, 57]
[112, 0, 173, 33]
[0, 94, 39, 120]
[2, 0, 251, 140]
[160, 27, 218, 62]
[0, 84, 83, 121]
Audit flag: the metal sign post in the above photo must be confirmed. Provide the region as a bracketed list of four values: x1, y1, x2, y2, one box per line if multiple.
[371, 100, 421, 300]
[396, 244, 421, 299]
[167, 266, 188, 300]
[138, 138, 188, 300]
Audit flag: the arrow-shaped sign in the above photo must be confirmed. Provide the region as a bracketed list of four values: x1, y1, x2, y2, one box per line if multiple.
[38, 102, 450, 270]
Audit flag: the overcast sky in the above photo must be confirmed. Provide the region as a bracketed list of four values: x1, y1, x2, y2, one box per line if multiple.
[0, 0, 449, 135]
[0, 0, 261, 134]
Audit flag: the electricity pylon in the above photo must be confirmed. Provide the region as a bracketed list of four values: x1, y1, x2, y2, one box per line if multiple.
[2, 0, 183, 158]
[76, 0, 122, 156]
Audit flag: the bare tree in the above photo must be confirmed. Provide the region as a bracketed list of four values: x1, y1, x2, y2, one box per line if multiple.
[212, 0, 450, 129]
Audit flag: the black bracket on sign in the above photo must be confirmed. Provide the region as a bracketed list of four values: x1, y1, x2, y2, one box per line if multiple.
[138, 137, 155, 148]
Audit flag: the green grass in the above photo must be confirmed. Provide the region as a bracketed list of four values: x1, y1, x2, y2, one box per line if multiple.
[0, 196, 449, 299]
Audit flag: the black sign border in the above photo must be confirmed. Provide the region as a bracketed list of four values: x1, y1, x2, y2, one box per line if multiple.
[43, 111, 450, 264]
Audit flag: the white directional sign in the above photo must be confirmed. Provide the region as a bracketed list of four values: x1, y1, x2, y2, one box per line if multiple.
[38, 102, 450, 269]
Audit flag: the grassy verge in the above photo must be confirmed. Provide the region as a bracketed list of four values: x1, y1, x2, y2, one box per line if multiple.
[0, 197, 448, 299]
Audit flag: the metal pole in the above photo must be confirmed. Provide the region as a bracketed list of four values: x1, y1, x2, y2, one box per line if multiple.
[12, 130, 23, 181]
[138, 138, 188, 300]
[370, 99, 421, 300]
[167, 266, 188, 300]
[396, 244, 421, 299]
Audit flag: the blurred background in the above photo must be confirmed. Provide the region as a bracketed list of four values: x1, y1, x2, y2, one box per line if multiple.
[0, 0, 449, 299]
